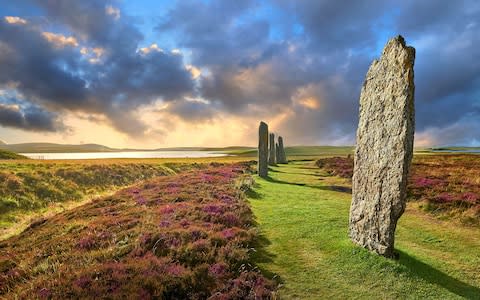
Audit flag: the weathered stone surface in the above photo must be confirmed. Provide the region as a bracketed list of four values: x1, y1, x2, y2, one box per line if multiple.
[258, 121, 269, 178]
[268, 133, 276, 165]
[275, 143, 280, 165]
[277, 136, 287, 164]
[349, 35, 415, 258]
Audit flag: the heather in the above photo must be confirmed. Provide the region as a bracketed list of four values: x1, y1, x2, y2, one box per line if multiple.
[0, 162, 176, 233]
[0, 163, 275, 299]
[408, 155, 480, 225]
[315, 155, 480, 224]
[315, 156, 353, 178]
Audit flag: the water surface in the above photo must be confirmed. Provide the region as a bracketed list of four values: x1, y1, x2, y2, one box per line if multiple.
[21, 151, 228, 160]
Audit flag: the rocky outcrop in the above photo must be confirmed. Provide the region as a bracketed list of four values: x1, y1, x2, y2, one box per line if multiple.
[258, 121, 269, 178]
[277, 136, 287, 164]
[349, 35, 415, 258]
[268, 133, 276, 165]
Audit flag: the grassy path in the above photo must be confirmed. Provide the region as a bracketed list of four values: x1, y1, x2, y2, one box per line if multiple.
[249, 161, 480, 299]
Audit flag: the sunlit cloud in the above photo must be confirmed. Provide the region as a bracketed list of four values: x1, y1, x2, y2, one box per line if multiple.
[186, 65, 202, 79]
[105, 5, 121, 20]
[42, 32, 79, 48]
[4, 16, 27, 25]
[139, 43, 163, 54]
[0, 103, 20, 111]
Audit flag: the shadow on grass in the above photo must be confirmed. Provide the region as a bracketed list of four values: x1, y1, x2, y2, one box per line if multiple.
[264, 176, 351, 194]
[245, 188, 262, 199]
[273, 169, 326, 177]
[250, 232, 284, 285]
[289, 159, 315, 162]
[397, 250, 480, 299]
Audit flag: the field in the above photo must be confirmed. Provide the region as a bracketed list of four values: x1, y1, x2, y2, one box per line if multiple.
[250, 161, 480, 299]
[0, 157, 255, 240]
[0, 150, 479, 298]
[315, 155, 480, 225]
[0, 161, 175, 239]
[0, 162, 276, 298]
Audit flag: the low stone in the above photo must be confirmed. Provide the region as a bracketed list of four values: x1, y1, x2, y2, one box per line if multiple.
[275, 142, 280, 166]
[268, 133, 276, 165]
[278, 136, 287, 164]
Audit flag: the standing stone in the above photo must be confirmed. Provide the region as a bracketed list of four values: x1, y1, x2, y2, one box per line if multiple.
[277, 136, 287, 164]
[275, 143, 280, 165]
[349, 35, 415, 258]
[258, 121, 269, 178]
[268, 133, 276, 165]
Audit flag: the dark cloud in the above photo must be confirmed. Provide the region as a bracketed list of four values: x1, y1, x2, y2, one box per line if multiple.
[31, 0, 140, 48]
[0, 0, 194, 137]
[157, 0, 480, 146]
[163, 99, 216, 122]
[157, 0, 374, 143]
[275, 0, 390, 52]
[0, 104, 60, 132]
[1, 0, 479, 146]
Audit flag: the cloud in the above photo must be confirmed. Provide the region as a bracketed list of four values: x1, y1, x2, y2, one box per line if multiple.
[41, 31, 78, 48]
[161, 98, 216, 122]
[157, 0, 480, 146]
[415, 113, 480, 147]
[0, 103, 61, 132]
[1, 0, 479, 147]
[105, 5, 121, 20]
[4, 16, 27, 25]
[0, 0, 195, 138]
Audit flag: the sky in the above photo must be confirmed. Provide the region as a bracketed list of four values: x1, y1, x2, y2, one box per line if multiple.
[0, 0, 479, 148]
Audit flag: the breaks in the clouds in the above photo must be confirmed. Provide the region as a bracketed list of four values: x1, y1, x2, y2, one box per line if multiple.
[0, 0, 479, 146]
[0, 0, 194, 136]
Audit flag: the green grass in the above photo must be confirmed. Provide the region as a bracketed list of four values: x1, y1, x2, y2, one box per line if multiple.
[249, 161, 480, 299]
[223, 146, 354, 158]
[0, 149, 27, 160]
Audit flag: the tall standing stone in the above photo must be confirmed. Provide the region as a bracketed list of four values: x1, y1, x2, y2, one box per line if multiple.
[277, 136, 287, 164]
[349, 35, 415, 258]
[268, 133, 276, 165]
[258, 121, 269, 178]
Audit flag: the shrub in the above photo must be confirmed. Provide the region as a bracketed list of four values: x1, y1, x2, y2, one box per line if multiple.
[0, 163, 276, 298]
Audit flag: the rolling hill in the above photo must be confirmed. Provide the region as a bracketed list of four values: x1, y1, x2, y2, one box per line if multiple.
[0, 149, 28, 159]
[0, 143, 116, 153]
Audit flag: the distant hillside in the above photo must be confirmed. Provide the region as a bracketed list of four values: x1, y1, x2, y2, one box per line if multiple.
[0, 143, 258, 153]
[0, 140, 6, 145]
[0, 143, 116, 153]
[0, 149, 28, 159]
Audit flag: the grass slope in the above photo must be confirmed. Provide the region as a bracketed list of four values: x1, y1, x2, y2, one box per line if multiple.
[0, 163, 275, 298]
[0, 158, 255, 240]
[0, 162, 182, 239]
[0, 150, 27, 160]
[249, 161, 480, 299]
